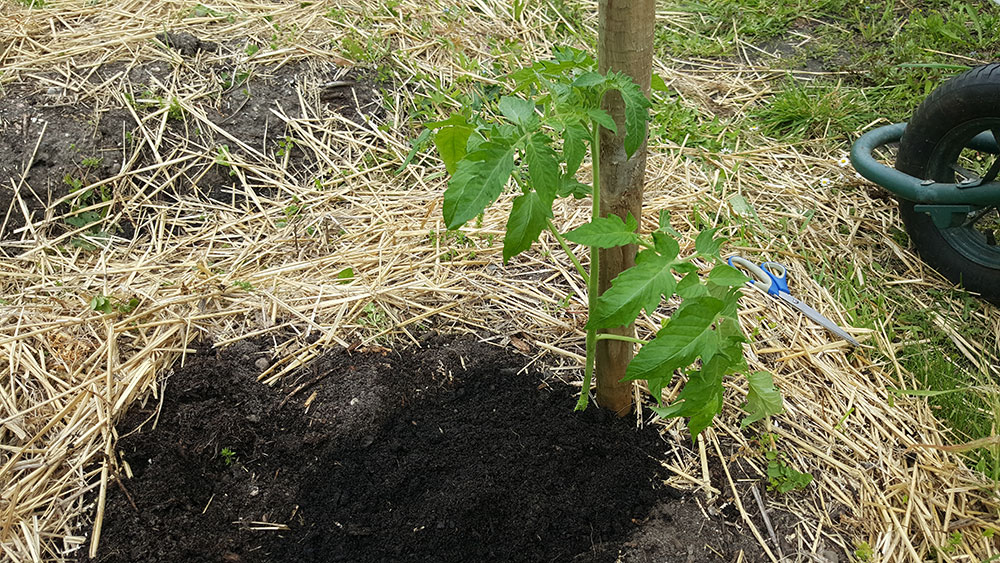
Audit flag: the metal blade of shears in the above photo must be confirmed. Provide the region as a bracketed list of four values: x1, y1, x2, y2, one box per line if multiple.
[776, 292, 860, 347]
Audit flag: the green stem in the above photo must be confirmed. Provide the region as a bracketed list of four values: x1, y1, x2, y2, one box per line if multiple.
[575, 121, 601, 411]
[546, 219, 589, 284]
[595, 333, 645, 345]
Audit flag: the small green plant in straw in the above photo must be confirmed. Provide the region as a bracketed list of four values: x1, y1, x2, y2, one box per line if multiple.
[421, 46, 781, 438]
[765, 450, 813, 493]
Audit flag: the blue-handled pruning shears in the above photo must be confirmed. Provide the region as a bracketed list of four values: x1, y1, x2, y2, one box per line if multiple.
[728, 256, 860, 347]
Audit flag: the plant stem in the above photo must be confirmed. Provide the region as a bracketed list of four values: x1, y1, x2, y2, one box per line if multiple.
[575, 121, 601, 411]
[546, 219, 589, 284]
[595, 333, 645, 345]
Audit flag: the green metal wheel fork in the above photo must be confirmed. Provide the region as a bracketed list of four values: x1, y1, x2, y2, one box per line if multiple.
[850, 122, 1000, 267]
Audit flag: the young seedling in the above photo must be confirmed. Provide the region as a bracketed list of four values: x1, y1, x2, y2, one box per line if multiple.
[232, 280, 255, 292]
[854, 541, 873, 561]
[215, 145, 237, 177]
[88, 295, 140, 315]
[765, 450, 813, 493]
[64, 174, 114, 251]
[166, 98, 185, 121]
[81, 156, 103, 169]
[421, 46, 782, 438]
[943, 531, 963, 554]
[275, 136, 295, 159]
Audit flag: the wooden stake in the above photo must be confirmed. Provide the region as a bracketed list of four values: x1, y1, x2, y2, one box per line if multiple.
[595, 0, 656, 416]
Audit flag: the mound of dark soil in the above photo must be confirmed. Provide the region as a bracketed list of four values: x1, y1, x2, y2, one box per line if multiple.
[83, 336, 768, 562]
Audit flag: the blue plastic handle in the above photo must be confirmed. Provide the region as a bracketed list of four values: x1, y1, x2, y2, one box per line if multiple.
[760, 261, 788, 295]
[728, 257, 789, 296]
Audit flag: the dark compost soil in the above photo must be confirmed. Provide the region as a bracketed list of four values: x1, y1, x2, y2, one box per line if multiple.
[82, 336, 769, 563]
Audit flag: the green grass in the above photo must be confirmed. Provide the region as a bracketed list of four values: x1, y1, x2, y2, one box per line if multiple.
[657, 0, 851, 58]
[659, 0, 1000, 132]
[649, 91, 738, 150]
[752, 79, 870, 140]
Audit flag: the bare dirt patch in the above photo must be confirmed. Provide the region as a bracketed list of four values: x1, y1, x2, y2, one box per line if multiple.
[82, 336, 770, 562]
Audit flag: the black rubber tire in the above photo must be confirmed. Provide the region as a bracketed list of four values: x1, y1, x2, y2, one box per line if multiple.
[896, 63, 1000, 304]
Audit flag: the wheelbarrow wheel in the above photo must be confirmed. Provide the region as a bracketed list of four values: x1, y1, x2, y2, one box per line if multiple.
[896, 62, 1000, 304]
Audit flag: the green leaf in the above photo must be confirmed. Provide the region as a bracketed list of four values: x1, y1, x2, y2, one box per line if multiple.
[728, 194, 756, 220]
[572, 71, 605, 88]
[498, 96, 536, 128]
[672, 261, 698, 275]
[676, 271, 708, 299]
[651, 73, 668, 93]
[562, 121, 589, 175]
[607, 72, 652, 158]
[488, 123, 519, 145]
[587, 108, 617, 134]
[708, 264, 750, 287]
[524, 133, 560, 204]
[713, 315, 747, 362]
[622, 96, 650, 157]
[715, 285, 743, 318]
[767, 455, 812, 493]
[586, 108, 617, 134]
[503, 191, 552, 262]
[656, 209, 683, 239]
[65, 211, 104, 228]
[588, 253, 680, 330]
[433, 125, 473, 175]
[118, 297, 140, 313]
[742, 371, 783, 428]
[695, 228, 724, 257]
[651, 232, 679, 260]
[466, 129, 486, 152]
[423, 113, 473, 129]
[557, 174, 590, 199]
[552, 45, 593, 66]
[563, 213, 638, 249]
[652, 354, 727, 440]
[336, 267, 355, 284]
[507, 66, 538, 92]
[443, 142, 515, 228]
[623, 296, 726, 388]
[89, 295, 113, 314]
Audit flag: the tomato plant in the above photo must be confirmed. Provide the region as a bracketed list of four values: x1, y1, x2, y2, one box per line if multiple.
[423, 47, 782, 438]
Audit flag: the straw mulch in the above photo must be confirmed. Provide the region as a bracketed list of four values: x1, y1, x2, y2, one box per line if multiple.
[2, 2, 998, 562]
